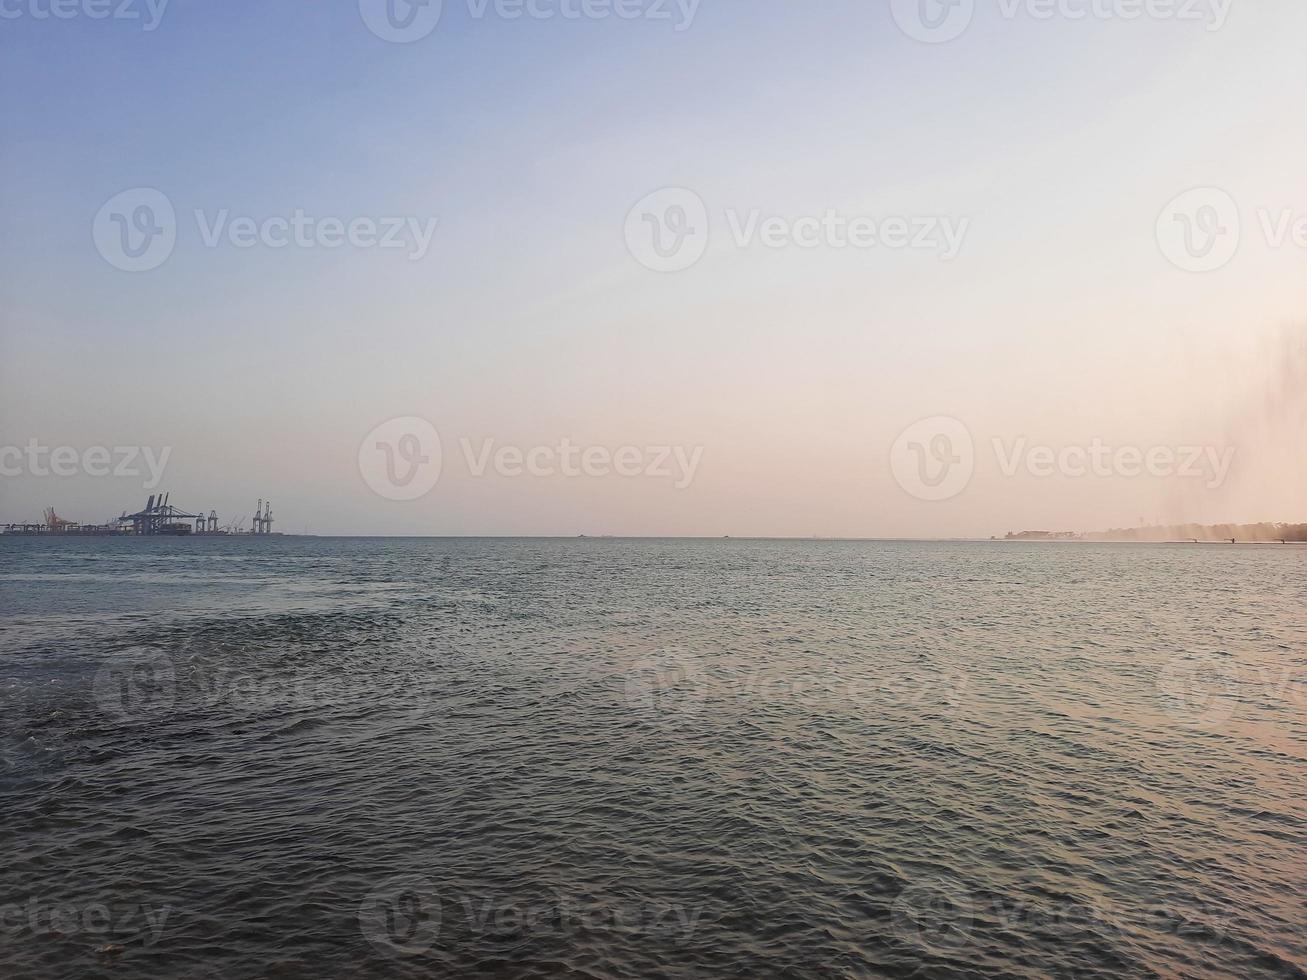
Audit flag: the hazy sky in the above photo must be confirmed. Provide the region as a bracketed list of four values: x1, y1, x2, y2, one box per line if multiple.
[2, 0, 1305, 536]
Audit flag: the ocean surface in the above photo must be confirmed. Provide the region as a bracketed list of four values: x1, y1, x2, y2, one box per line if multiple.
[1, 536, 1303, 979]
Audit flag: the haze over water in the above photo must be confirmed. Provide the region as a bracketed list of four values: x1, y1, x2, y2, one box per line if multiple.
[2, 536, 1303, 979]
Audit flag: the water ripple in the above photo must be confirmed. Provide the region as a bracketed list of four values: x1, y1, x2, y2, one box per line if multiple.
[1, 537, 1304, 979]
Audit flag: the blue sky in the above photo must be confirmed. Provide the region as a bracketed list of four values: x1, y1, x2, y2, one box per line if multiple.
[3, 0, 1305, 535]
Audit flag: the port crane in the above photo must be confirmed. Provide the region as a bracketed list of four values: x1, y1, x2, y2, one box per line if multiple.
[251, 499, 274, 535]
[4, 494, 280, 536]
[43, 508, 78, 532]
[118, 492, 205, 535]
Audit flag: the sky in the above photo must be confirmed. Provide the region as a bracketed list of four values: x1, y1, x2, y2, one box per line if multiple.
[2, 0, 1305, 536]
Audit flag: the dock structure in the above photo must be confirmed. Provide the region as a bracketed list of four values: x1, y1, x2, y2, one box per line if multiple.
[2, 493, 281, 536]
[2, 505, 128, 536]
[120, 492, 204, 535]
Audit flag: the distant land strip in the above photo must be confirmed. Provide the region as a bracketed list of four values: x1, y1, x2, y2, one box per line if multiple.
[1002, 523, 1307, 542]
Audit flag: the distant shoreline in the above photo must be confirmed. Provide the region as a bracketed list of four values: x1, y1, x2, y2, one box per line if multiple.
[1002, 522, 1307, 544]
[4, 533, 1305, 544]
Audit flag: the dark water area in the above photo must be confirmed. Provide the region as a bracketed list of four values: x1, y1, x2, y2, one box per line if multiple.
[1, 536, 1304, 979]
